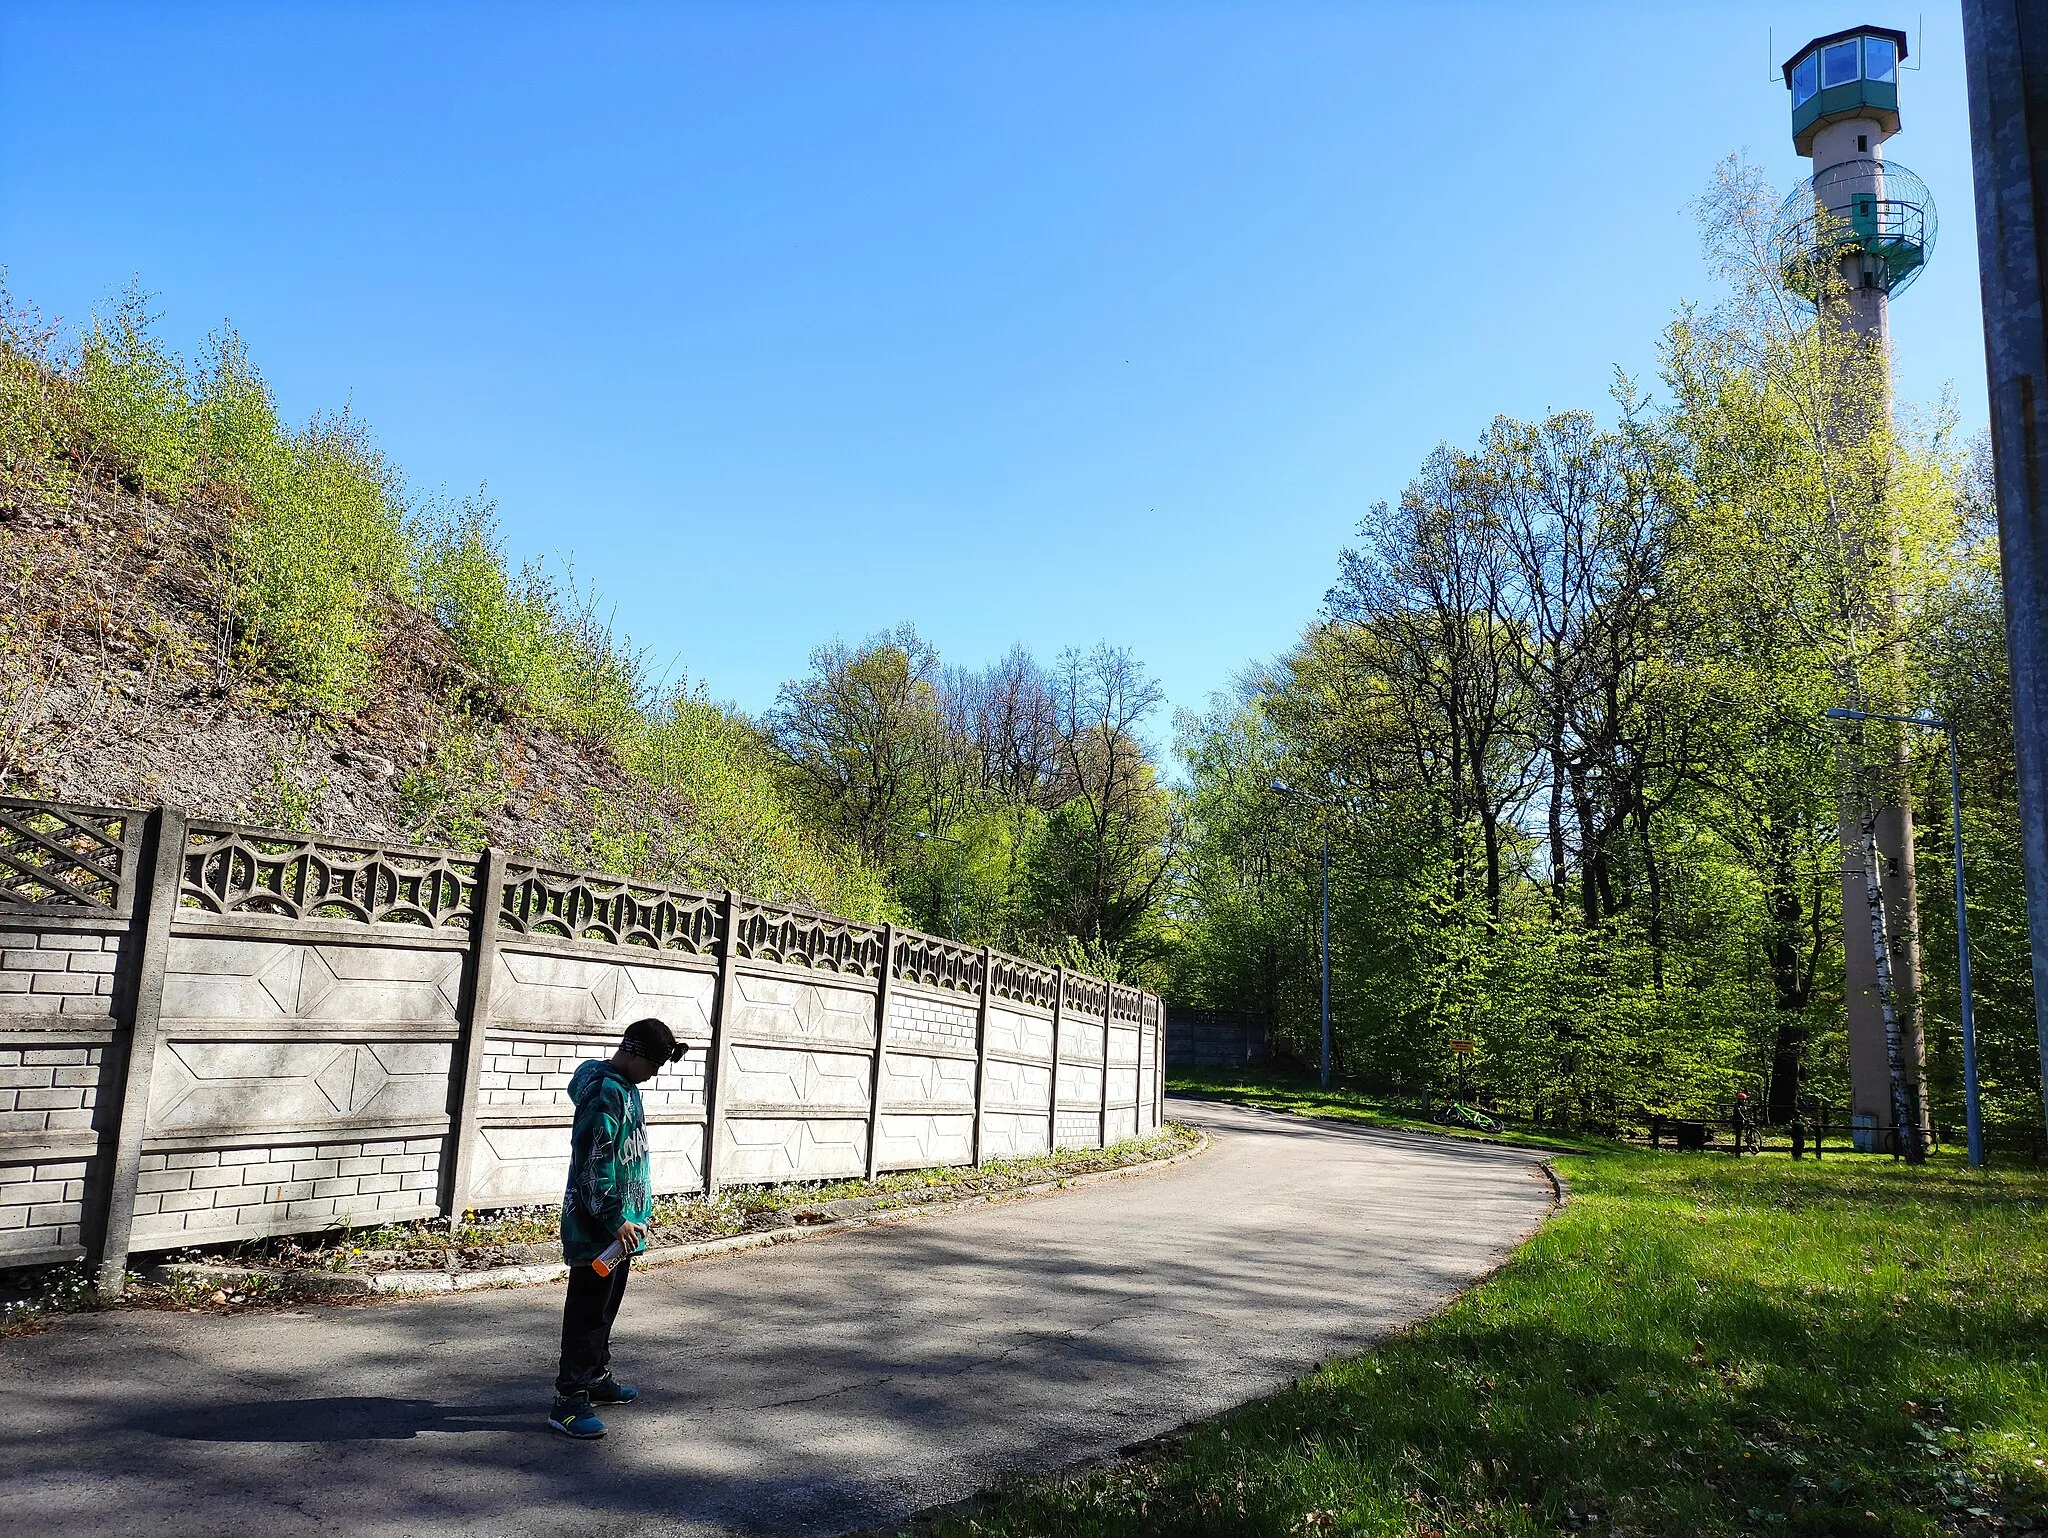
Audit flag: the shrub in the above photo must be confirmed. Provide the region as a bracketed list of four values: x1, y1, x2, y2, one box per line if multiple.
[73, 286, 198, 500]
[415, 495, 645, 742]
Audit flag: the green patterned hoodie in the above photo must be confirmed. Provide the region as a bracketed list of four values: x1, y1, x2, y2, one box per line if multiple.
[561, 1059, 651, 1264]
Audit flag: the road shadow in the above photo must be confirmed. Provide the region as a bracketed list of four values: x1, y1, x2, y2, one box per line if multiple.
[128, 1396, 533, 1442]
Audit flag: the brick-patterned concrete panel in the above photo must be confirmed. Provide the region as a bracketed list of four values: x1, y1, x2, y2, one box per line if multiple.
[0, 1154, 92, 1259]
[0, 930, 123, 1018]
[878, 1050, 975, 1112]
[476, 1031, 707, 1116]
[0, 1043, 104, 1138]
[1054, 1109, 1101, 1150]
[886, 990, 976, 1054]
[984, 1004, 1053, 1062]
[874, 1111, 974, 1171]
[491, 950, 716, 1037]
[128, 1135, 446, 1250]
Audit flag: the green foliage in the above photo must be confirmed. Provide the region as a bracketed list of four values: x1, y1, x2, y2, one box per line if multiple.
[1166, 159, 2017, 1142]
[925, 1148, 2048, 1537]
[763, 631, 1179, 974]
[396, 718, 511, 849]
[416, 495, 645, 741]
[220, 408, 412, 714]
[617, 683, 896, 918]
[0, 287, 73, 493]
[74, 285, 199, 500]
[256, 748, 329, 834]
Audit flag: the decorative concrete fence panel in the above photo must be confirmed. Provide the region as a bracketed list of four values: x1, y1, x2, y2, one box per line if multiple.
[0, 796, 1166, 1288]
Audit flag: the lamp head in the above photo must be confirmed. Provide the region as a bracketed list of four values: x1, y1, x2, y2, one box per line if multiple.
[1271, 780, 1294, 796]
[1824, 707, 1865, 721]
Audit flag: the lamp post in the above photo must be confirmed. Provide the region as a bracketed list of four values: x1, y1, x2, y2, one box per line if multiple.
[1271, 781, 1332, 1090]
[1826, 707, 1984, 1167]
[916, 831, 964, 940]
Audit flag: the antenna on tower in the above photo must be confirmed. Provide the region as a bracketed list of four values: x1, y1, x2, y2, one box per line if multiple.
[1901, 14, 1923, 70]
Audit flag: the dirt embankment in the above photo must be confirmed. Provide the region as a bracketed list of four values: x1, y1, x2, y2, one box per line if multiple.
[0, 476, 673, 855]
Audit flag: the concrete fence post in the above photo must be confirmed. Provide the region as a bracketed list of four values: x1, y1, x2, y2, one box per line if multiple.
[865, 924, 897, 1179]
[703, 889, 740, 1192]
[1097, 983, 1113, 1149]
[93, 804, 186, 1297]
[1046, 965, 1065, 1154]
[1153, 995, 1165, 1129]
[441, 846, 507, 1225]
[970, 945, 992, 1165]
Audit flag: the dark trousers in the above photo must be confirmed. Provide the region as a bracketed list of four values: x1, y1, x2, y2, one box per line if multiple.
[555, 1257, 631, 1397]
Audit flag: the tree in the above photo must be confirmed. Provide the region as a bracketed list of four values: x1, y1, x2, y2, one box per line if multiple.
[767, 624, 945, 870]
[1025, 644, 1177, 960]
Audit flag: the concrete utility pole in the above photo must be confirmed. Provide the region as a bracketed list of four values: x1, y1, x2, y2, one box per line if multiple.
[1961, 0, 2048, 1147]
[1778, 25, 1933, 1153]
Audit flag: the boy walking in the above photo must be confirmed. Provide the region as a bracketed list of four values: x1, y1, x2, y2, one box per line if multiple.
[549, 1015, 685, 1440]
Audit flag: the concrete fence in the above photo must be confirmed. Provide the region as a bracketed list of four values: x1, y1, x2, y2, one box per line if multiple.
[0, 797, 1165, 1288]
[1164, 1006, 1269, 1070]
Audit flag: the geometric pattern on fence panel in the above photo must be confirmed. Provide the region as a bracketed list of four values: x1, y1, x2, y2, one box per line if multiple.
[0, 796, 1167, 1284]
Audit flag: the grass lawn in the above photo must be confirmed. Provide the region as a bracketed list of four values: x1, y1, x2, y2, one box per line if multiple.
[913, 1130, 2048, 1536]
[1167, 1066, 1619, 1156]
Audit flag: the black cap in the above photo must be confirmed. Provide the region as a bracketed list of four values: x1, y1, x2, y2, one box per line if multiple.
[622, 1017, 684, 1065]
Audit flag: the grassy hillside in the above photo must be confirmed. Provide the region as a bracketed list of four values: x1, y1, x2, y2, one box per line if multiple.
[0, 283, 887, 915]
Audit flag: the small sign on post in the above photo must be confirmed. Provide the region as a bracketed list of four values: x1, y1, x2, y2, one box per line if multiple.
[1448, 1039, 1474, 1102]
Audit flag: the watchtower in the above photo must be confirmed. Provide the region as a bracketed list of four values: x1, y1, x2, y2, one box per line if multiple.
[1773, 26, 1936, 340]
[1772, 24, 1935, 1155]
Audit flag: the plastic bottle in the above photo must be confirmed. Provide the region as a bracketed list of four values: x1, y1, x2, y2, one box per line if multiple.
[591, 1236, 635, 1277]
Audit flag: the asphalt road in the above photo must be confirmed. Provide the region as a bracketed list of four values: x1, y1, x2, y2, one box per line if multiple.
[0, 1098, 1555, 1536]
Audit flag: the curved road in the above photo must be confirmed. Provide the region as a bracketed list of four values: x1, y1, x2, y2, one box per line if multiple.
[0, 1098, 1553, 1536]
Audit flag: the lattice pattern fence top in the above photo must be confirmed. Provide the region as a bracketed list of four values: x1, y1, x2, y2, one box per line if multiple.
[500, 863, 723, 954]
[2, 799, 1155, 1021]
[181, 823, 478, 929]
[1064, 972, 1108, 1018]
[732, 901, 884, 977]
[989, 954, 1059, 1012]
[0, 799, 136, 912]
[894, 932, 982, 993]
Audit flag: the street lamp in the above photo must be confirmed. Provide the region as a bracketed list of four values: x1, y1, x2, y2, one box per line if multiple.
[1826, 706, 1984, 1167]
[1271, 781, 1332, 1090]
[915, 831, 964, 940]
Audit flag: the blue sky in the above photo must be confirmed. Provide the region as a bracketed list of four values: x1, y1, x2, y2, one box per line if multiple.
[0, 3, 1988, 727]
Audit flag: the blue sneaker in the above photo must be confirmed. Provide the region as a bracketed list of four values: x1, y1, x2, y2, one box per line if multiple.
[549, 1392, 606, 1439]
[589, 1370, 638, 1406]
